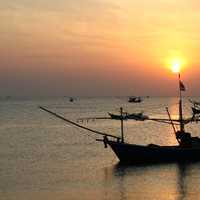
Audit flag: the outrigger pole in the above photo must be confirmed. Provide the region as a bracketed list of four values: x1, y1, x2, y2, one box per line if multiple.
[166, 107, 177, 135]
[39, 106, 121, 140]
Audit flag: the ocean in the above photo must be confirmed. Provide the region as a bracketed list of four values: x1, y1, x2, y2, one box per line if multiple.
[1, 97, 200, 200]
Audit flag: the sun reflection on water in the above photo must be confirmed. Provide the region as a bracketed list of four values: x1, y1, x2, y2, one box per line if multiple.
[103, 162, 200, 200]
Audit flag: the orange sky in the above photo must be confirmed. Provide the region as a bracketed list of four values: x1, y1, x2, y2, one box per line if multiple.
[1, 0, 200, 97]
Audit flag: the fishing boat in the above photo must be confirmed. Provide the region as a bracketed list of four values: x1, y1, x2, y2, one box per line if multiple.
[192, 107, 200, 116]
[69, 97, 74, 102]
[108, 112, 148, 121]
[128, 96, 143, 103]
[39, 73, 200, 164]
[190, 99, 200, 116]
[108, 112, 127, 120]
[189, 99, 200, 107]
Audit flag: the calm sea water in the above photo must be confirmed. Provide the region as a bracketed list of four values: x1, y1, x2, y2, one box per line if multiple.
[1, 97, 200, 200]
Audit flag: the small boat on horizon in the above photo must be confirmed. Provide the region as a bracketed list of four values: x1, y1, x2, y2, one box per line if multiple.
[128, 96, 143, 103]
[69, 97, 74, 102]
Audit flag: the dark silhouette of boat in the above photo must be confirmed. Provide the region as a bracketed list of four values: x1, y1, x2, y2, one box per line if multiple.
[128, 96, 143, 103]
[108, 112, 126, 120]
[189, 99, 200, 107]
[108, 112, 148, 121]
[106, 136, 200, 164]
[39, 73, 200, 164]
[190, 99, 200, 116]
[69, 97, 74, 102]
[192, 107, 200, 115]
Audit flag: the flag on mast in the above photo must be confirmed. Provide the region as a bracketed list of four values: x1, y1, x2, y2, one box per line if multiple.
[179, 80, 186, 91]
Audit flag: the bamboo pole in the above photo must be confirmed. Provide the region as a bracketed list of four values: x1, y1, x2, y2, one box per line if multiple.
[39, 106, 120, 140]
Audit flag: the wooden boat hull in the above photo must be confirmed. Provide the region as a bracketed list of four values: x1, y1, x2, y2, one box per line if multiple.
[128, 99, 142, 103]
[108, 113, 125, 120]
[108, 141, 200, 164]
[108, 112, 148, 121]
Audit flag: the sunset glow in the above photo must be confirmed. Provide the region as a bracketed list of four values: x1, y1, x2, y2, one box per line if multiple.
[1, 0, 200, 96]
[172, 63, 181, 74]
[166, 55, 186, 75]
[171, 59, 182, 74]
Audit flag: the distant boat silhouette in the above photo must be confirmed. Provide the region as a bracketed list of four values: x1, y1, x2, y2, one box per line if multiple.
[108, 112, 148, 121]
[69, 97, 74, 102]
[128, 96, 143, 103]
[190, 99, 200, 116]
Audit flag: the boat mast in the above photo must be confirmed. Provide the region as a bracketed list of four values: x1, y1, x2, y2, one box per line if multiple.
[178, 73, 185, 132]
[120, 107, 124, 143]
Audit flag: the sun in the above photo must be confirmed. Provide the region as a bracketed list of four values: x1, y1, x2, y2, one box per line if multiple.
[165, 51, 187, 74]
[169, 58, 183, 74]
[172, 62, 181, 73]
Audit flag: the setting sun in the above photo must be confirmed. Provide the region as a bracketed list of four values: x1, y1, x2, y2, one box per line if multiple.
[172, 62, 181, 73]
[167, 57, 185, 74]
